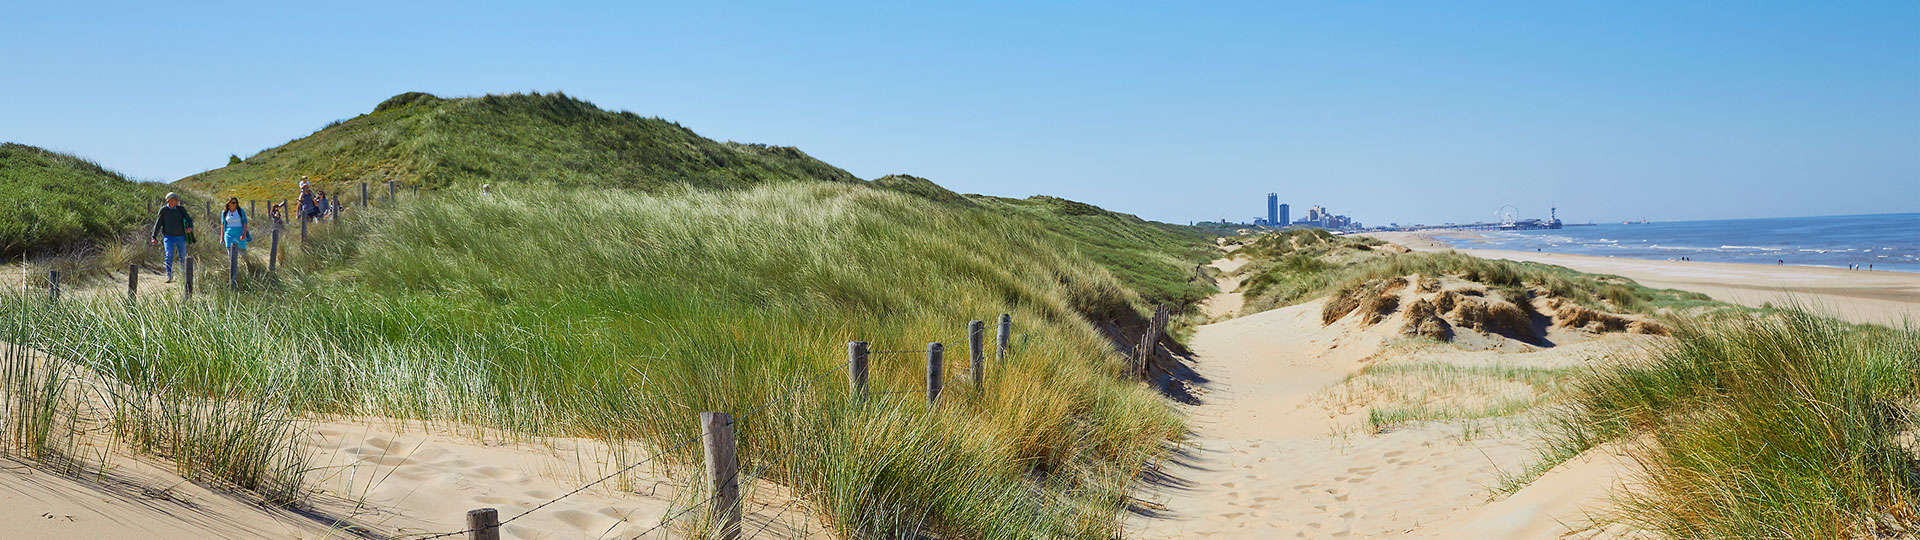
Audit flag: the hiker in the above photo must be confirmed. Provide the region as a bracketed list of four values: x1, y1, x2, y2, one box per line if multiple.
[481, 183, 493, 196]
[268, 202, 285, 228]
[149, 192, 194, 282]
[222, 197, 250, 252]
[315, 190, 332, 220]
[298, 179, 320, 222]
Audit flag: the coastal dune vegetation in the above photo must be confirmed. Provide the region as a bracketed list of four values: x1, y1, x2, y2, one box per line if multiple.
[7, 170, 1201, 535]
[1229, 228, 1920, 536]
[0, 143, 175, 283]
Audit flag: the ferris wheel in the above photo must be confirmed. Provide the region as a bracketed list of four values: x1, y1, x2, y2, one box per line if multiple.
[1497, 205, 1519, 227]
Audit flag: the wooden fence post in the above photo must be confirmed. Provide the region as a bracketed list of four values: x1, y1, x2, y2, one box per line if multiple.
[968, 320, 985, 388]
[249, 200, 256, 216]
[848, 341, 869, 399]
[47, 270, 58, 302]
[1135, 305, 1167, 378]
[269, 228, 280, 273]
[387, 180, 395, 204]
[926, 342, 943, 405]
[701, 411, 742, 539]
[228, 244, 240, 290]
[128, 264, 138, 299]
[360, 182, 368, 207]
[465, 507, 500, 540]
[300, 218, 307, 242]
[204, 200, 212, 219]
[183, 257, 194, 299]
[997, 313, 1012, 362]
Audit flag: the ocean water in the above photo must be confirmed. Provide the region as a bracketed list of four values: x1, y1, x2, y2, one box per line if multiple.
[1433, 213, 1920, 273]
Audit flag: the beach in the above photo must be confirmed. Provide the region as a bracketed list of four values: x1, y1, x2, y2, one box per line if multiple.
[1369, 231, 1920, 327]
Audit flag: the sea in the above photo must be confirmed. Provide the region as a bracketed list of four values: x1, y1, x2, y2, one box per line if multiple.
[1430, 213, 1920, 273]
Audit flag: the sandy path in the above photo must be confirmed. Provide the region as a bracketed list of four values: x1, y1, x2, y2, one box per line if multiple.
[1369, 231, 1920, 327]
[1129, 293, 1543, 537]
[1201, 254, 1248, 320]
[1128, 251, 1655, 538]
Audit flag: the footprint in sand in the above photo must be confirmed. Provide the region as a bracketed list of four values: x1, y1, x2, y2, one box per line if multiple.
[472, 465, 529, 482]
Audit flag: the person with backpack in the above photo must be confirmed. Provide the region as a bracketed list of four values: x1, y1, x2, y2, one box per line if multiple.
[298, 179, 320, 222]
[221, 197, 250, 251]
[149, 192, 194, 282]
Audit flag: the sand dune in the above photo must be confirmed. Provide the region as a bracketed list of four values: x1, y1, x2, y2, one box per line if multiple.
[1369, 231, 1920, 327]
[1128, 255, 1652, 538]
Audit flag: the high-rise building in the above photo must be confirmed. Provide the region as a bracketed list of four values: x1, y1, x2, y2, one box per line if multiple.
[1278, 203, 1290, 227]
[1266, 193, 1278, 226]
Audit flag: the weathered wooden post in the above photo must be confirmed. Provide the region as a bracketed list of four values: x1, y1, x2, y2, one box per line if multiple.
[183, 257, 195, 299]
[249, 199, 256, 216]
[228, 245, 240, 290]
[300, 218, 308, 242]
[701, 411, 741, 539]
[268, 228, 280, 273]
[204, 200, 212, 219]
[997, 313, 1012, 362]
[360, 182, 368, 207]
[848, 341, 869, 399]
[465, 507, 500, 540]
[1135, 305, 1167, 378]
[387, 180, 395, 204]
[968, 320, 985, 387]
[926, 342, 943, 405]
[128, 264, 139, 299]
[47, 270, 59, 302]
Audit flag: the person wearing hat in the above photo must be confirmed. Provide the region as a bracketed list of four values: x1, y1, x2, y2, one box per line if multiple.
[298, 179, 319, 222]
[149, 192, 195, 282]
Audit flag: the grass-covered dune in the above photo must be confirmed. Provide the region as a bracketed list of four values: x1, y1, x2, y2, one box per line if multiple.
[14, 182, 1186, 537]
[1551, 312, 1920, 537]
[178, 92, 1216, 315]
[1234, 229, 1719, 318]
[176, 92, 859, 201]
[0, 142, 161, 257]
[1231, 229, 1920, 536]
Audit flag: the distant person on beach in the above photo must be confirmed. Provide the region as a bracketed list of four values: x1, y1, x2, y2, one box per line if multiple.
[149, 192, 194, 282]
[1778, 259, 1784, 265]
[222, 197, 250, 251]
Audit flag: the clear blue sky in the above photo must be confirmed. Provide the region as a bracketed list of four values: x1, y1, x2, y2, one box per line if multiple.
[3, 1, 1915, 225]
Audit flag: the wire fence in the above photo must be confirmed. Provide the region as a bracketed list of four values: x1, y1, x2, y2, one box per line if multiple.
[57, 183, 1029, 539]
[396, 315, 1016, 539]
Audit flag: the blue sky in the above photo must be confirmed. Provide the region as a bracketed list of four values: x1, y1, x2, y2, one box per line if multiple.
[3, 1, 1914, 225]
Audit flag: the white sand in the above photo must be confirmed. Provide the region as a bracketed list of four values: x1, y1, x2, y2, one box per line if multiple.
[1127, 255, 1646, 538]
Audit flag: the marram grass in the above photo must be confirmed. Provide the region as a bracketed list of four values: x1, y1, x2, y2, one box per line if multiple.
[12, 182, 1186, 538]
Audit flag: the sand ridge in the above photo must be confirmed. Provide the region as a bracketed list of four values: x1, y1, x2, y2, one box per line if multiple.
[1368, 231, 1920, 327]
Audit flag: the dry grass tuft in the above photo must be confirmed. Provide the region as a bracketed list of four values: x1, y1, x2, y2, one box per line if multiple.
[1399, 298, 1453, 341]
[1448, 295, 1536, 340]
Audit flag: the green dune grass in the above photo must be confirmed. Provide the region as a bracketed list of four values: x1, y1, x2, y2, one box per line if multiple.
[176, 92, 859, 202]
[1545, 311, 1920, 537]
[0, 143, 163, 258]
[10, 182, 1188, 537]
